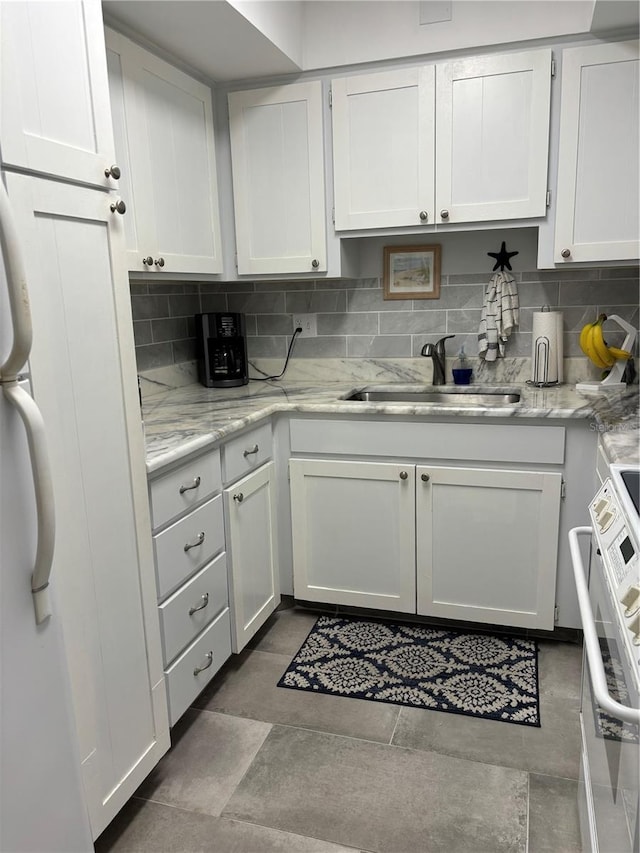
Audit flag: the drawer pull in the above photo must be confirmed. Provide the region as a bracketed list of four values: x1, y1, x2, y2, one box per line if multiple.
[193, 651, 213, 676]
[188, 593, 209, 616]
[243, 444, 259, 458]
[179, 476, 201, 495]
[184, 532, 205, 552]
[233, 493, 244, 503]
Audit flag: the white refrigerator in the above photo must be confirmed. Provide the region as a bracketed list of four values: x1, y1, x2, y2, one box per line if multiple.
[0, 178, 93, 852]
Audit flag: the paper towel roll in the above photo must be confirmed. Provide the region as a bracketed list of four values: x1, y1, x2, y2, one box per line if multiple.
[531, 310, 563, 384]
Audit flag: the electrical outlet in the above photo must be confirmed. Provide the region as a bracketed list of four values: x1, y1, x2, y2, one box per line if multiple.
[293, 314, 317, 337]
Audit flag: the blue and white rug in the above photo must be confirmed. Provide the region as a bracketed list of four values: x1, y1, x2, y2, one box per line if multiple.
[278, 615, 541, 727]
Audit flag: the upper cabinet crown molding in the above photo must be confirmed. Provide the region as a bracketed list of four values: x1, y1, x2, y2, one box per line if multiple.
[228, 80, 327, 276]
[1, 1, 117, 188]
[554, 39, 639, 264]
[331, 48, 552, 232]
[105, 27, 223, 276]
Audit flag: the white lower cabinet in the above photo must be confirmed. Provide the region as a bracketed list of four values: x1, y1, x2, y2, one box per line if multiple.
[224, 461, 280, 652]
[149, 450, 232, 726]
[416, 465, 562, 630]
[290, 457, 562, 630]
[289, 459, 416, 612]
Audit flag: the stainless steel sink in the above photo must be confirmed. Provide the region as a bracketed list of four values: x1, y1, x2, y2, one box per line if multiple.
[343, 390, 521, 405]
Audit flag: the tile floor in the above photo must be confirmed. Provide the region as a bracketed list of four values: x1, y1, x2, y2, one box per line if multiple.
[96, 604, 584, 853]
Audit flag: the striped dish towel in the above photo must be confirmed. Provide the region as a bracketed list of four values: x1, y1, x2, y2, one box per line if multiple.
[478, 271, 519, 361]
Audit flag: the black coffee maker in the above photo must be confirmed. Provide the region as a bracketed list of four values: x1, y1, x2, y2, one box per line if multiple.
[195, 312, 249, 388]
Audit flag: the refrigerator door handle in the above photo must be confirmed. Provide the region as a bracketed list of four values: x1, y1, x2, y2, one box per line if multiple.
[0, 180, 55, 624]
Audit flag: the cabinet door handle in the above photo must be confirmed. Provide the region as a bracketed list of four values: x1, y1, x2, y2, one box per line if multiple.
[104, 164, 121, 180]
[193, 651, 213, 676]
[184, 531, 205, 552]
[311, 258, 320, 269]
[243, 444, 259, 458]
[154, 257, 165, 268]
[399, 471, 408, 480]
[421, 473, 430, 482]
[419, 210, 428, 221]
[561, 248, 571, 259]
[109, 199, 126, 214]
[233, 493, 244, 503]
[142, 256, 154, 266]
[179, 476, 201, 494]
[188, 592, 209, 616]
[440, 209, 449, 220]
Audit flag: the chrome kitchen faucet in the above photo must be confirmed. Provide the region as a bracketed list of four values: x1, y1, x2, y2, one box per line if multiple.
[421, 335, 455, 385]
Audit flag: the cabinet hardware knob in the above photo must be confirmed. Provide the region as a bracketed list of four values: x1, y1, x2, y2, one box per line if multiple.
[184, 531, 205, 552]
[243, 444, 259, 457]
[188, 592, 209, 616]
[142, 256, 154, 266]
[311, 258, 320, 269]
[109, 199, 126, 214]
[179, 476, 201, 494]
[193, 651, 213, 676]
[104, 164, 121, 180]
[233, 492, 244, 503]
[399, 471, 409, 480]
[440, 209, 449, 220]
[561, 248, 571, 259]
[421, 473, 430, 482]
[419, 210, 428, 222]
[154, 257, 165, 268]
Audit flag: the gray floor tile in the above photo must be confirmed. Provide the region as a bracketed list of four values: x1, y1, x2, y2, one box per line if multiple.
[135, 708, 271, 816]
[528, 773, 582, 853]
[392, 639, 582, 779]
[95, 797, 361, 853]
[193, 648, 400, 744]
[249, 606, 319, 657]
[223, 724, 529, 853]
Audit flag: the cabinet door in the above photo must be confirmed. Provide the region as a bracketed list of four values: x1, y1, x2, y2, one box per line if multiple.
[290, 459, 416, 613]
[436, 49, 552, 224]
[416, 465, 562, 630]
[228, 81, 326, 275]
[331, 67, 435, 230]
[224, 462, 279, 652]
[554, 41, 639, 264]
[105, 29, 222, 275]
[6, 172, 169, 837]
[0, 0, 116, 188]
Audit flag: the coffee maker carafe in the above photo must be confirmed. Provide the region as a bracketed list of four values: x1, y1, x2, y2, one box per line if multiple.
[195, 312, 249, 388]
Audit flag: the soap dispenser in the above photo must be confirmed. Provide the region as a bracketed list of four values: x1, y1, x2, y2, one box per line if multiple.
[452, 346, 473, 385]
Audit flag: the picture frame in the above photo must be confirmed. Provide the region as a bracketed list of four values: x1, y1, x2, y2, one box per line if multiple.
[383, 245, 441, 300]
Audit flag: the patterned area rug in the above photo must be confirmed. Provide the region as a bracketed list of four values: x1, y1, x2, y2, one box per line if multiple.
[278, 615, 541, 727]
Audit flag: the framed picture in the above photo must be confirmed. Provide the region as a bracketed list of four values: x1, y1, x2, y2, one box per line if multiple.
[383, 245, 441, 300]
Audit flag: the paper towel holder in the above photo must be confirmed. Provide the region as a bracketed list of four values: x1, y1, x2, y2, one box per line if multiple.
[527, 305, 561, 388]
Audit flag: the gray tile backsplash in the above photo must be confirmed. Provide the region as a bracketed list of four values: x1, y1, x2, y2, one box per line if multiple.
[130, 268, 639, 372]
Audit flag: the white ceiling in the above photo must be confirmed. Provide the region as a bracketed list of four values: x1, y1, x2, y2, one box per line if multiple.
[102, 0, 640, 84]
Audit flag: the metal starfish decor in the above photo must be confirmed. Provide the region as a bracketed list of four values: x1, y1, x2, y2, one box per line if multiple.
[488, 242, 519, 272]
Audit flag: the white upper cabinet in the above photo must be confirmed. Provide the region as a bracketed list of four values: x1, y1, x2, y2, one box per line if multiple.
[332, 49, 552, 230]
[105, 28, 222, 275]
[554, 40, 639, 264]
[0, 0, 117, 188]
[228, 81, 327, 275]
[435, 49, 552, 224]
[331, 67, 435, 230]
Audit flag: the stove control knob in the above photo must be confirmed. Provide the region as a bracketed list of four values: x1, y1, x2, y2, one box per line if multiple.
[627, 612, 640, 646]
[621, 585, 640, 618]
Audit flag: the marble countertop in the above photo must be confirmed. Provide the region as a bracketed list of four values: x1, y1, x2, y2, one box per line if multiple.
[142, 379, 639, 474]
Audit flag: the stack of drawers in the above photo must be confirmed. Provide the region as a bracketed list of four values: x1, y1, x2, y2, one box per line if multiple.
[149, 448, 232, 725]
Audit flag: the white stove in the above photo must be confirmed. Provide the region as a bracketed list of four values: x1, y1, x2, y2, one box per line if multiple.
[570, 464, 640, 853]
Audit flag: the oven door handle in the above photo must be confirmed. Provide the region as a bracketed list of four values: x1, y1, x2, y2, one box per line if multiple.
[569, 526, 640, 725]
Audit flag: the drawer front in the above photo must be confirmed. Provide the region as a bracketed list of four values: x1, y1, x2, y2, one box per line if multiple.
[154, 495, 225, 600]
[159, 552, 229, 665]
[150, 448, 221, 531]
[164, 608, 232, 726]
[222, 422, 272, 485]
[289, 419, 566, 465]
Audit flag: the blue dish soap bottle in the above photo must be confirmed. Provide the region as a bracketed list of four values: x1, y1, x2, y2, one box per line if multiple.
[452, 346, 473, 385]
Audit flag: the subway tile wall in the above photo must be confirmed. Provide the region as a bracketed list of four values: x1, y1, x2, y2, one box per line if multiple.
[130, 268, 639, 372]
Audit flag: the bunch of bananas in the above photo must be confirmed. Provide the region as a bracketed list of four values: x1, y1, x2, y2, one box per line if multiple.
[579, 314, 632, 369]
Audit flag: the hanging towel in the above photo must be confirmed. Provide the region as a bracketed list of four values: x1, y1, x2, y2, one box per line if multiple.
[478, 271, 519, 361]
